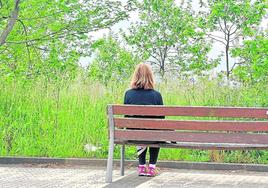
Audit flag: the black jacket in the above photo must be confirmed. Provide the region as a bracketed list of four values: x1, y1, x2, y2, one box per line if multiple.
[124, 88, 164, 119]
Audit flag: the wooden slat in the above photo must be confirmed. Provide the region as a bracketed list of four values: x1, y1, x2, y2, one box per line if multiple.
[115, 141, 268, 150]
[114, 130, 268, 145]
[111, 105, 268, 119]
[114, 118, 268, 131]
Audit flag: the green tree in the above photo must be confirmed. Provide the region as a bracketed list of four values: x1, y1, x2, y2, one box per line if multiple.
[123, 0, 216, 77]
[0, 0, 129, 79]
[203, 0, 267, 79]
[231, 34, 268, 83]
[89, 36, 139, 86]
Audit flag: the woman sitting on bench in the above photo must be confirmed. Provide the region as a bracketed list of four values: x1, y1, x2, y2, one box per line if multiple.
[124, 63, 164, 177]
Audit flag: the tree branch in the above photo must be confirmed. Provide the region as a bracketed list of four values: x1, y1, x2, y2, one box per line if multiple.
[223, 18, 230, 34]
[230, 62, 243, 72]
[229, 23, 235, 32]
[19, 11, 64, 21]
[0, 16, 9, 21]
[17, 19, 32, 65]
[146, 60, 160, 66]
[5, 22, 112, 45]
[151, 46, 161, 57]
[150, 53, 161, 66]
[207, 34, 226, 45]
[230, 26, 239, 36]
[208, 33, 225, 40]
[0, 0, 20, 46]
[0, 46, 8, 55]
[218, 20, 227, 34]
[6, 26, 71, 44]
[33, 45, 49, 52]
[230, 32, 242, 43]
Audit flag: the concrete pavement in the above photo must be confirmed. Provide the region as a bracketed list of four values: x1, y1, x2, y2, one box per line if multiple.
[1, 164, 268, 188]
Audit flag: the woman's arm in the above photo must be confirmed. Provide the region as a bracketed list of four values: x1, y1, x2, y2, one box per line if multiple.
[124, 91, 129, 104]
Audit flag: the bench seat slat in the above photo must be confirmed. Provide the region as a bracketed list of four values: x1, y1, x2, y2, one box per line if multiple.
[112, 105, 268, 119]
[114, 118, 268, 131]
[115, 130, 268, 145]
[114, 141, 268, 150]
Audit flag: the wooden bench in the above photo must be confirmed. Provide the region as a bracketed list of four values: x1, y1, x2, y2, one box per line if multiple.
[105, 104, 268, 182]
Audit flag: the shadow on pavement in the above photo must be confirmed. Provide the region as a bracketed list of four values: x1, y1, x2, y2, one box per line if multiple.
[103, 172, 152, 188]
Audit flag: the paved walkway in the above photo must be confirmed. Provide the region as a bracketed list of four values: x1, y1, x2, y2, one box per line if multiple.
[1, 164, 268, 187]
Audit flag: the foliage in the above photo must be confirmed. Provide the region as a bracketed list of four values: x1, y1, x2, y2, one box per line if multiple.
[89, 36, 139, 86]
[232, 34, 268, 84]
[203, 0, 267, 78]
[123, 0, 217, 77]
[0, 0, 128, 80]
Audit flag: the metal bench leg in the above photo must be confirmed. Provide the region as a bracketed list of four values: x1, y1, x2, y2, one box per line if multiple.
[106, 138, 114, 183]
[120, 144, 125, 176]
[106, 105, 115, 183]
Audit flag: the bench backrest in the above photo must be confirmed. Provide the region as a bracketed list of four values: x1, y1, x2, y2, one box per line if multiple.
[108, 105, 268, 149]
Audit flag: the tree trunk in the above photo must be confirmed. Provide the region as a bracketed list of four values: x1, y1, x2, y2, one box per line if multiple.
[0, 0, 20, 46]
[160, 62, 165, 78]
[159, 46, 168, 78]
[225, 33, 230, 79]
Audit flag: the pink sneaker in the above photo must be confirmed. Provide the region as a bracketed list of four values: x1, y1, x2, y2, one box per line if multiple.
[138, 165, 147, 176]
[147, 166, 159, 177]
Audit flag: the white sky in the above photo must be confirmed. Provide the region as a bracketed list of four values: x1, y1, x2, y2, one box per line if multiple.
[80, 0, 268, 74]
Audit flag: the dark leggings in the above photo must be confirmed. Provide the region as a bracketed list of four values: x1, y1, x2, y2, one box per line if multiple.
[138, 147, 160, 165]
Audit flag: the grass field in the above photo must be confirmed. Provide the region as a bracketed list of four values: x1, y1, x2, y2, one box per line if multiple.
[1, 77, 268, 163]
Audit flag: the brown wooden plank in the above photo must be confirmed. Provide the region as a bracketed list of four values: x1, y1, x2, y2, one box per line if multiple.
[114, 118, 268, 131]
[111, 105, 268, 119]
[114, 130, 268, 144]
[114, 141, 268, 150]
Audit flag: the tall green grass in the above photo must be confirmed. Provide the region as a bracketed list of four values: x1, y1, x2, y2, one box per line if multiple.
[0, 77, 267, 163]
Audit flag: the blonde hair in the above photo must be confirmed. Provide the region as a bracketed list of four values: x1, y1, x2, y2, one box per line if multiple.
[131, 63, 154, 89]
